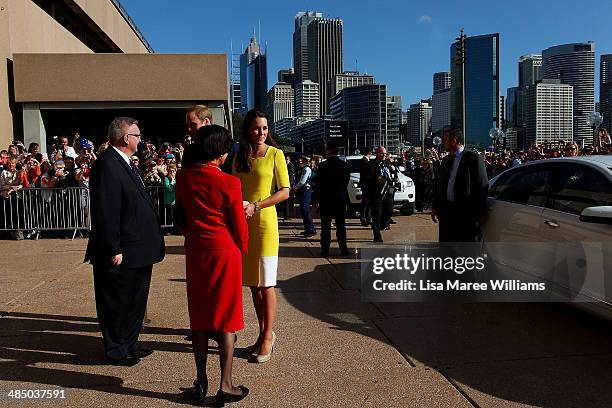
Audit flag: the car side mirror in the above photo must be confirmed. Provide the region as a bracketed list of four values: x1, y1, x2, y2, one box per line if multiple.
[579, 206, 612, 225]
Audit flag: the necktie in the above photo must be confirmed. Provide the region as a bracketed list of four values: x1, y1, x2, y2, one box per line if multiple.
[130, 162, 145, 187]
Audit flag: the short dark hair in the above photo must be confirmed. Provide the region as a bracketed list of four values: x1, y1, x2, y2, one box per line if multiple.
[196, 125, 232, 162]
[364, 147, 373, 155]
[443, 128, 464, 145]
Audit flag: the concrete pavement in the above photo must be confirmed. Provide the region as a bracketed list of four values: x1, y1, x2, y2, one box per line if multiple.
[1, 213, 612, 407]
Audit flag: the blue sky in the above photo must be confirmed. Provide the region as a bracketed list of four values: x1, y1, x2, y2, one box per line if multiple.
[120, 0, 612, 108]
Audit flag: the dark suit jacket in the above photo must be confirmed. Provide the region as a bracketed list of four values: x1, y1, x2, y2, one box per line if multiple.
[314, 156, 350, 215]
[85, 147, 165, 268]
[364, 159, 398, 200]
[432, 149, 488, 220]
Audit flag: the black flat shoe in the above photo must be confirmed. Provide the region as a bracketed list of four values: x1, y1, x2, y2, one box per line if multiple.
[192, 378, 208, 406]
[107, 356, 140, 366]
[132, 348, 154, 358]
[215, 386, 249, 406]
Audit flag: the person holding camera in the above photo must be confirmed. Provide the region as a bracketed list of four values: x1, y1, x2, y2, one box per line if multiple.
[294, 155, 316, 238]
[364, 146, 397, 243]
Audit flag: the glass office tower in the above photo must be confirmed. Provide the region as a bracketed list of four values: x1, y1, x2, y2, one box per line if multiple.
[450, 33, 500, 148]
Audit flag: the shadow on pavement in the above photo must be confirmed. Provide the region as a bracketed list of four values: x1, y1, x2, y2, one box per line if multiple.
[0, 311, 211, 405]
[281, 258, 612, 408]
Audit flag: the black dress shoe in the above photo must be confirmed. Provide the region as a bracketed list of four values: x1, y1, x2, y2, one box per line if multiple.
[373, 238, 384, 243]
[320, 251, 329, 257]
[107, 356, 140, 366]
[192, 378, 208, 406]
[389, 219, 397, 224]
[340, 249, 350, 256]
[303, 231, 316, 238]
[132, 348, 154, 358]
[215, 386, 249, 406]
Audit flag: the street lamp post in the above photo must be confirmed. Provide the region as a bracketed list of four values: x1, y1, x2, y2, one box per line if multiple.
[456, 28, 467, 146]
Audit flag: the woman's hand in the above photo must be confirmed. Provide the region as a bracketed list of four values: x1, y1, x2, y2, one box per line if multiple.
[244, 203, 255, 219]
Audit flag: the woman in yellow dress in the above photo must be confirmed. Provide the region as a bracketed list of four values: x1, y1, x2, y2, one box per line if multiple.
[233, 109, 290, 363]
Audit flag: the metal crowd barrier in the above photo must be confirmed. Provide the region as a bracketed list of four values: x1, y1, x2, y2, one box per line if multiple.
[0, 186, 176, 239]
[146, 185, 175, 229]
[0, 187, 90, 240]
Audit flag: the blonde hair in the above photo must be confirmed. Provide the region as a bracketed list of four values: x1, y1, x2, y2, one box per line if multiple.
[186, 105, 212, 122]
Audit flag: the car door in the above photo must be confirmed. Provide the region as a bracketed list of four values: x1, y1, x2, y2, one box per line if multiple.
[482, 163, 553, 279]
[539, 163, 612, 303]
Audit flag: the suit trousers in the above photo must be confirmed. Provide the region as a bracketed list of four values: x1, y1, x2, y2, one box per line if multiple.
[438, 202, 479, 243]
[360, 187, 371, 223]
[320, 209, 348, 254]
[93, 263, 152, 361]
[370, 193, 394, 241]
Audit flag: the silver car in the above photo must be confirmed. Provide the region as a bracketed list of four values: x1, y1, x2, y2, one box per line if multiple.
[482, 156, 612, 319]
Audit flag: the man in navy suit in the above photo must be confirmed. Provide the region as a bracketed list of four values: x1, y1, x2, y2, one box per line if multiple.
[85, 117, 165, 366]
[431, 128, 488, 242]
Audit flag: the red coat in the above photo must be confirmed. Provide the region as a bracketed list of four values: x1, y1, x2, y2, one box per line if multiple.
[176, 164, 248, 332]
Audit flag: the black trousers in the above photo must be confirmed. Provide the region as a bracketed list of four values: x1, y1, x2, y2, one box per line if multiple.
[370, 193, 394, 241]
[93, 263, 152, 361]
[438, 203, 479, 243]
[320, 209, 348, 254]
[360, 187, 371, 222]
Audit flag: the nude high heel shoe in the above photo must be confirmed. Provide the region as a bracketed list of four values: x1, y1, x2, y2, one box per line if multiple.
[256, 331, 275, 363]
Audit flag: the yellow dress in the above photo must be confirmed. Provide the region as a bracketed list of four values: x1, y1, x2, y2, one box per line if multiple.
[233, 146, 290, 287]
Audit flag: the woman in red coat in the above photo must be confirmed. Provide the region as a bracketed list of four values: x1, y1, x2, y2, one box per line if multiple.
[176, 125, 249, 406]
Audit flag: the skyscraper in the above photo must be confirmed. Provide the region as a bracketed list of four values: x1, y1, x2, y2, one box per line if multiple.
[330, 84, 387, 149]
[387, 96, 402, 153]
[266, 82, 294, 130]
[542, 42, 595, 146]
[295, 80, 320, 119]
[329, 71, 375, 99]
[526, 79, 573, 145]
[240, 35, 268, 112]
[433, 72, 451, 94]
[506, 87, 520, 128]
[450, 33, 500, 147]
[518, 54, 542, 90]
[407, 101, 432, 148]
[307, 17, 343, 116]
[432, 89, 451, 135]
[293, 12, 322, 85]
[600, 54, 612, 131]
[278, 68, 295, 86]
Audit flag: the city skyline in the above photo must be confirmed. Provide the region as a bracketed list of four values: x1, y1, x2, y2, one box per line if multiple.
[120, 0, 612, 107]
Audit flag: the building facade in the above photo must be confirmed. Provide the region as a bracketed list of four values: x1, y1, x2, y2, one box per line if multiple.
[292, 11, 322, 85]
[543, 42, 595, 146]
[278, 68, 295, 87]
[295, 80, 320, 119]
[386, 96, 402, 154]
[431, 89, 451, 136]
[307, 17, 343, 116]
[329, 71, 375, 100]
[290, 118, 348, 154]
[450, 33, 500, 148]
[600, 54, 612, 131]
[1, 0, 153, 148]
[240, 36, 268, 113]
[519, 54, 542, 90]
[330, 84, 387, 150]
[266, 82, 294, 133]
[526, 79, 573, 145]
[407, 101, 432, 148]
[433, 72, 451, 94]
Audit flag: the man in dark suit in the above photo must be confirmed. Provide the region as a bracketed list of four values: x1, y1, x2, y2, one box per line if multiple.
[315, 142, 350, 257]
[358, 148, 373, 226]
[431, 128, 488, 242]
[365, 146, 397, 243]
[85, 117, 165, 366]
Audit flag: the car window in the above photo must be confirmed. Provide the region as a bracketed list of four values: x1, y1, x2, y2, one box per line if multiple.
[489, 165, 551, 207]
[550, 164, 612, 215]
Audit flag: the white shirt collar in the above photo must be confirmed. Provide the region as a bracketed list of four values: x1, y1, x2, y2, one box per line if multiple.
[111, 145, 132, 166]
[455, 145, 465, 157]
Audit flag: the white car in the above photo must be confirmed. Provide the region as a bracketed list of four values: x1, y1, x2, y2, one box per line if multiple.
[344, 155, 416, 217]
[481, 156, 612, 319]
